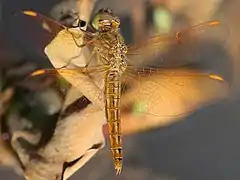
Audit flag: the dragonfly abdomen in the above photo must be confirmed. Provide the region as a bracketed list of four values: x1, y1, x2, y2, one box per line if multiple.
[104, 70, 123, 175]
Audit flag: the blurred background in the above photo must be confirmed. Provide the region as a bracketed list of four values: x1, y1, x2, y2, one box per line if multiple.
[0, 0, 240, 180]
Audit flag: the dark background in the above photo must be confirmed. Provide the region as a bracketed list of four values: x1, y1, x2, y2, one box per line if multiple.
[0, 0, 240, 180]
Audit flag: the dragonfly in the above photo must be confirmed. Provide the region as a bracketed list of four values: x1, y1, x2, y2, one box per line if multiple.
[21, 8, 228, 175]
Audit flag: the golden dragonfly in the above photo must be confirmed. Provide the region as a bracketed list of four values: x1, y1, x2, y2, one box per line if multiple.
[21, 8, 227, 175]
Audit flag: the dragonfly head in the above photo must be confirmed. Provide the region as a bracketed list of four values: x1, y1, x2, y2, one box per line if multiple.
[92, 8, 120, 32]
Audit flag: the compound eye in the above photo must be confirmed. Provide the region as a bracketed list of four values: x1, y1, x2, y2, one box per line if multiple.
[100, 8, 113, 14]
[105, 8, 112, 14]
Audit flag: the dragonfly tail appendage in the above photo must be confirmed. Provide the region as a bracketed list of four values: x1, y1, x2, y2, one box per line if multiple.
[109, 127, 123, 175]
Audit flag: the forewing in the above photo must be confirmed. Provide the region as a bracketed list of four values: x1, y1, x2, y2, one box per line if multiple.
[10, 10, 66, 58]
[21, 10, 66, 37]
[126, 21, 220, 67]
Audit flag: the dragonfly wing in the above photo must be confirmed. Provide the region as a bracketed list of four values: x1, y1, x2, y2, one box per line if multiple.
[126, 21, 220, 67]
[15, 10, 94, 66]
[10, 10, 67, 57]
[29, 66, 106, 110]
[21, 10, 95, 40]
[21, 10, 66, 36]
[121, 68, 229, 119]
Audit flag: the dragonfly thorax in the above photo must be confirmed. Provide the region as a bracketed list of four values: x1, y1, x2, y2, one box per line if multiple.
[109, 58, 127, 73]
[110, 43, 127, 56]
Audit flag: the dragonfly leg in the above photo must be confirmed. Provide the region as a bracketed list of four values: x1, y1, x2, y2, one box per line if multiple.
[66, 28, 96, 48]
[97, 54, 111, 65]
[84, 48, 97, 69]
